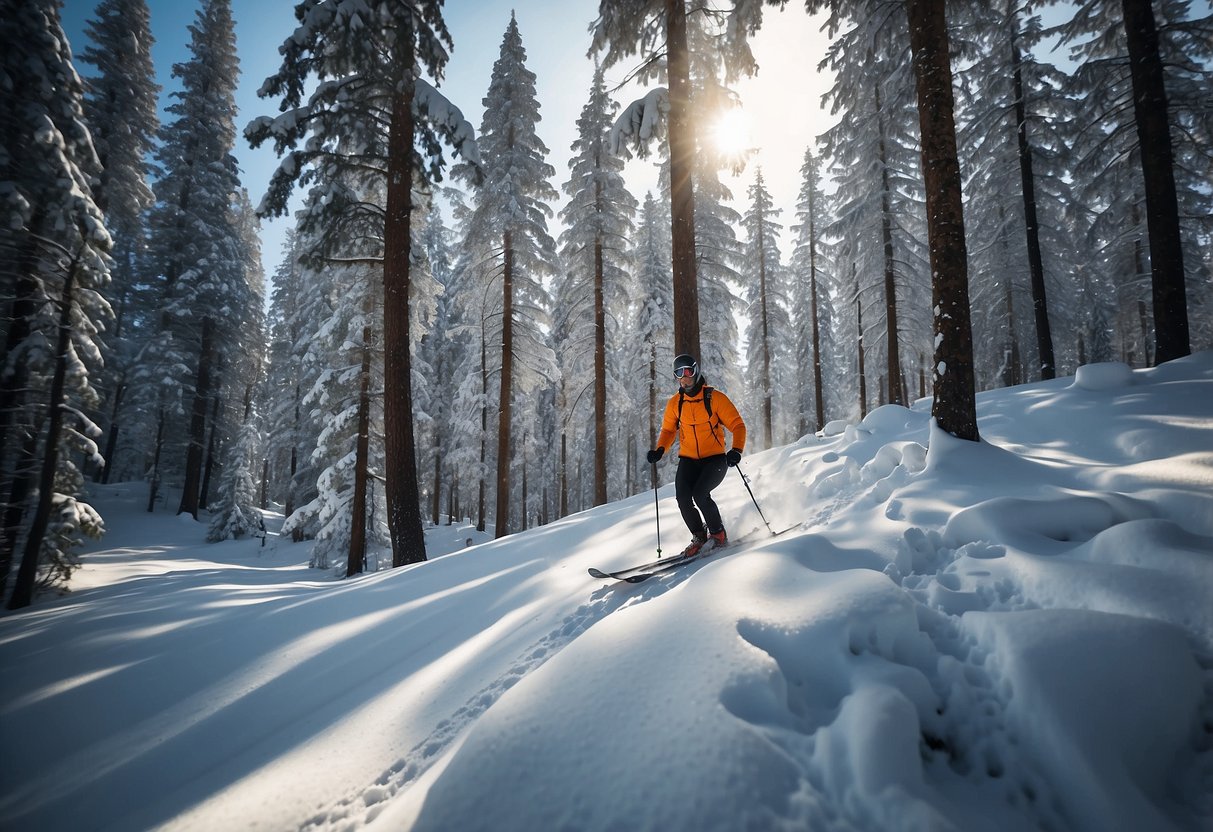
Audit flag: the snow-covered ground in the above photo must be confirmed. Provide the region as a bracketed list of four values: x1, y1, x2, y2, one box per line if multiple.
[2, 354, 1212, 831]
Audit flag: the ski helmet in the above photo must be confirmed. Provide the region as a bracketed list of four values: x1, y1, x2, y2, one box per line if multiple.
[673, 353, 700, 384]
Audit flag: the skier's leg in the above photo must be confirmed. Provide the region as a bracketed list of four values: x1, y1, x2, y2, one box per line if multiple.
[692, 455, 728, 534]
[675, 457, 706, 537]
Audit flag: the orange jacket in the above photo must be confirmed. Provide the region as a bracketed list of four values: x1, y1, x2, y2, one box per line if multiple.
[655, 385, 746, 460]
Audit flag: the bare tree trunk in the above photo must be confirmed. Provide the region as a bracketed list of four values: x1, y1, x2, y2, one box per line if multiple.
[199, 390, 222, 512]
[347, 328, 373, 578]
[875, 81, 905, 408]
[495, 231, 515, 538]
[809, 204, 824, 432]
[907, 0, 980, 441]
[383, 65, 426, 567]
[1121, 0, 1189, 364]
[757, 209, 773, 449]
[665, 0, 700, 359]
[478, 323, 487, 533]
[179, 315, 215, 518]
[1010, 25, 1055, 380]
[147, 408, 164, 513]
[560, 432, 568, 519]
[593, 228, 607, 506]
[856, 282, 868, 419]
[260, 458, 269, 510]
[97, 375, 125, 484]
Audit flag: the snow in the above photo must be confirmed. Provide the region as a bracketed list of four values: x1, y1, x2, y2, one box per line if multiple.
[3, 354, 1212, 831]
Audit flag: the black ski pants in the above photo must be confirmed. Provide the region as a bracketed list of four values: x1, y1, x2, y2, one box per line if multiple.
[675, 454, 728, 537]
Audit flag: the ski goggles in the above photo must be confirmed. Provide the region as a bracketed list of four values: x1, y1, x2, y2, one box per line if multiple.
[674, 364, 698, 379]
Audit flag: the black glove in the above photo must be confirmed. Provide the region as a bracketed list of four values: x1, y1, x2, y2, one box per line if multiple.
[726, 449, 742, 467]
[646, 447, 664, 464]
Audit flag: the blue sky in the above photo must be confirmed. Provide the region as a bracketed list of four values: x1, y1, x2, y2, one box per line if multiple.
[60, 0, 829, 281]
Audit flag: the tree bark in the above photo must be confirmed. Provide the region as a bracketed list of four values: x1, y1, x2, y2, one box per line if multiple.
[809, 195, 824, 432]
[875, 82, 905, 408]
[665, 0, 700, 359]
[856, 289, 867, 419]
[1010, 26, 1055, 379]
[147, 408, 164, 513]
[593, 227, 607, 506]
[178, 315, 215, 518]
[757, 207, 773, 448]
[199, 390, 222, 511]
[347, 327, 373, 577]
[383, 57, 427, 567]
[907, 0, 980, 441]
[495, 231, 515, 538]
[1121, 0, 1189, 364]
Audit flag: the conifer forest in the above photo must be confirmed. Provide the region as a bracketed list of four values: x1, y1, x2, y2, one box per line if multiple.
[1, 0, 1210, 609]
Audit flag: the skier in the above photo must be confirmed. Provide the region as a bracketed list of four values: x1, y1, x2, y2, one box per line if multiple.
[646, 354, 747, 557]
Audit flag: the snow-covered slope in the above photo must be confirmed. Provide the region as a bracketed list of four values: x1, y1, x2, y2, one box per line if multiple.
[2, 354, 1211, 831]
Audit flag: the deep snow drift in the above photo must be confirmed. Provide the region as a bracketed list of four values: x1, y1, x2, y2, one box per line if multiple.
[2, 354, 1212, 831]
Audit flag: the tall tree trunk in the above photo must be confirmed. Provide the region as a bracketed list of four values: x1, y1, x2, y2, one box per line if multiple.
[383, 64, 427, 567]
[875, 82, 905, 408]
[1004, 275, 1021, 387]
[147, 407, 165, 513]
[286, 384, 300, 539]
[1121, 0, 1189, 364]
[758, 211, 773, 448]
[478, 323, 487, 533]
[856, 289, 867, 419]
[97, 375, 126, 484]
[560, 432, 568, 519]
[495, 231, 515, 538]
[907, 0, 980, 441]
[520, 432, 529, 530]
[593, 229, 607, 506]
[178, 315, 216, 518]
[809, 202, 824, 432]
[199, 390, 222, 511]
[8, 257, 78, 610]
[260, 458, 269, 510]
[1010, 25, 1056, 380]
[665, 0, 700, 359]
[347, 328, 373, 578]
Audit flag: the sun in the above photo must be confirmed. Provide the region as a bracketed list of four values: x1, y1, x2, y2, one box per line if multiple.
[709, 107, 752, 158]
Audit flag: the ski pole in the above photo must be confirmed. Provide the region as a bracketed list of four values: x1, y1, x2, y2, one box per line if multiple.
[651, 461, 663, 558]
[733, 464, 776, 536]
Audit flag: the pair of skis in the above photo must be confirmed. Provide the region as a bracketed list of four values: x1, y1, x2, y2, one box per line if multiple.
[587, 538, 729, 584]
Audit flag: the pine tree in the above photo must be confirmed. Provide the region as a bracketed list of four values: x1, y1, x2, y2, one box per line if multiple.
[138, 0, 247, 520]
[740, 168, 790, 448]
[251, 0, 478, 567]
[631, 192, 674, 484]
[79, 0, 159, 483]
[461, 14, 558, 538]
[818, 2, 930, 412]
[790, 147, 830, 433]
[1051, 0, 1211, 363]
[559, 66, 637, 506]
[1, 0, 112, 608]
[416, 203, 459, 526]
[951, 1, 1076, 385]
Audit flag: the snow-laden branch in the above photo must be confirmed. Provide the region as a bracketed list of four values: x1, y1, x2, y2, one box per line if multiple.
[609, 87, 668, 158]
